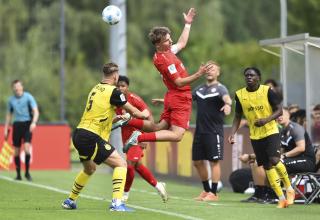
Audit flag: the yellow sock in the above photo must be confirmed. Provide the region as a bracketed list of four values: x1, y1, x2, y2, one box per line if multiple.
[274, 161, 292, 189]
[266, 168, 284, 198]
[112, 167, 127, 200]
[69, 170, 90, 200]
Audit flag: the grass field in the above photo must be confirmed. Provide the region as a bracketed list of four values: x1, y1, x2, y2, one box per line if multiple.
[0, 165, 319, 220]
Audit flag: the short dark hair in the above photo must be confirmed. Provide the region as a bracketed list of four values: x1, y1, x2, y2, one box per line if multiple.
[313, 104, 320, 111]
[243, 67, 261, 78]
[148, 26, 171, 45]
[11, 79, 22, 86]
[118, 75, 130, 86]
[103, 62, 119, 76]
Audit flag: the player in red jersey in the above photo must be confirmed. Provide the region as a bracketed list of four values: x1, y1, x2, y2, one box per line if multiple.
[115, 76, 168, 202]
[123, 8, 213, 151]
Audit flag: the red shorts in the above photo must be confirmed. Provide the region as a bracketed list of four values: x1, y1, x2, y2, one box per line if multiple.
[126, 145, 144, 162]
[160, 92, 192, 129]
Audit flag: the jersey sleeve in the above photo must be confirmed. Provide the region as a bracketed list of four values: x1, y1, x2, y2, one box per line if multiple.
[291, 123, 305, 142]
[130, 94, 148, 112]
[171, 44, 179, 54]
[7, 98, 13, 113]
[235, 94, 243, 114]
[219, 84, 229, 97]
[267, 88, 281, 110]
[110, 88, 127, 107]
[27, 93, 38, 108]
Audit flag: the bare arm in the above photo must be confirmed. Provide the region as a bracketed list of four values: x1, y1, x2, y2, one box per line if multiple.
[122, 102, 149, 119]
[228, 111, 242, 144]
[29, 107, 39, 132]
[254, 103, 282, 127]
[282, 140, 305, 158]
[174, 8, 196, 53]
[174, 63, 212, 87]
[220, 94, 232, 116]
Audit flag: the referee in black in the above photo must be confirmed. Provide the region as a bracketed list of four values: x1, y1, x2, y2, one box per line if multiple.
[192, 61, 232, 202]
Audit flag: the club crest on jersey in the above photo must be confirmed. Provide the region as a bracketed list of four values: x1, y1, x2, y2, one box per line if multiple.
[105, 144, 111, 150]
[168, 64, 177, 74]
[211, 88, 217, 93]
[120, 94, 126, 102]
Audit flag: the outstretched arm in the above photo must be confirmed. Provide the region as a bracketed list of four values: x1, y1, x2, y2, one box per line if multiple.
[173, 8, 196, 53]
[174, 62, 213, 87]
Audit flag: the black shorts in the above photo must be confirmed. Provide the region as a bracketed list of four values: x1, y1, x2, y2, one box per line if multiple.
[72, 128, 115, 165]
[251, 133, 280, 167]
[283, 156, 315, 175]
[12, 121, 32, 147]
[192, 133, 224, 161]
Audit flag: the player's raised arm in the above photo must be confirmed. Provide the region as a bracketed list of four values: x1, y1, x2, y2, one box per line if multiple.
[172, 8, 196, 54]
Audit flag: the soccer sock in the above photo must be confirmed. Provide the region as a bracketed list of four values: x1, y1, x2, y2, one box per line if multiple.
[124, 165, 135, 192]
[211, 182, 218, 195]
[274, 161, 293, 190]
[14, 156, 21, 177]
[112, 167, 127, 200]
[128, 118, 144, 130]
[135, 164, 157, 187]
[137, 132, 156, 142]
[202, 180, 211, 192]
[265, 168, 285, 200]
[69, 170, 90, 201]
[25, 154, 31, 174]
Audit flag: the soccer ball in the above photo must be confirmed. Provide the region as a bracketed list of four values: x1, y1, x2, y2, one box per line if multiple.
[102, 5, 122, 25]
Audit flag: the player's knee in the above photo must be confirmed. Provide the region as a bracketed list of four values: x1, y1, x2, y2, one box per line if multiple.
[116, 159, 127, 168]
[84, 166, 96, 175]
[193, 160, 204, 168]
[269, 156, 280, 166]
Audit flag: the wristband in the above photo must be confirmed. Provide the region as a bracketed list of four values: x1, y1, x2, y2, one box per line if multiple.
[185, 24, 191, 28]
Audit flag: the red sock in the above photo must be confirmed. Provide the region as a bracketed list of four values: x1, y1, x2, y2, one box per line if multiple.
[128, 118, 144, 130]
[135, 164, 157, 187]
[137, 132, 156, 142]
[124, 165, 135, 192]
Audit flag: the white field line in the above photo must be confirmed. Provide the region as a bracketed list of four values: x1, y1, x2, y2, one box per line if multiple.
[0, 175, 203, 220]
[129, 188, 222, 206]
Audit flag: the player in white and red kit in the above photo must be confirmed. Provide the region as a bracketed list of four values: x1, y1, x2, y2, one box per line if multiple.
[116, 76, 168, 202]
[124, 8, 213, 151]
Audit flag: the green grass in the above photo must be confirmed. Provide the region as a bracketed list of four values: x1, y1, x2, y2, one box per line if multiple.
[0, 166, 319, 220]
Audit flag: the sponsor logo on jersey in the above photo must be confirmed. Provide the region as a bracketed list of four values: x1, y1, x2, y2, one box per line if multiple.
[168, 64, 177, 74]
[247, 105, 264, 112]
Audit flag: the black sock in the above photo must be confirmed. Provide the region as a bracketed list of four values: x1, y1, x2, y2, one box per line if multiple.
[14, 156, 21, 177]
[253, 185, 263, 198]
[202, 180, 211, 192]
[25, 154, 31, 174]
[211, 182, 218, 195]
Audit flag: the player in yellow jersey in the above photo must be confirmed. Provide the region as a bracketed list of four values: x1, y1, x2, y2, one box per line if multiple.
[228, 67, 295, 208]
[62, 62, 148, 212]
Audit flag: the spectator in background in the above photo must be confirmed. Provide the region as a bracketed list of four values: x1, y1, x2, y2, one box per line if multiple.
[264, 78, 283, 102]
[4, 80, 39, 181]
[288, 104, 300, 115]
[311, 104, 320, 145]
[290, 109, 306, 129]
[192, 61, 232, 202]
